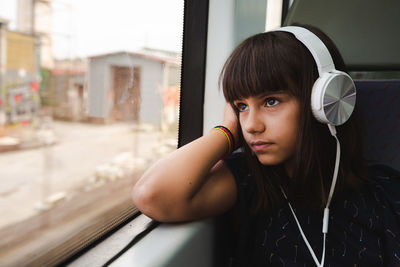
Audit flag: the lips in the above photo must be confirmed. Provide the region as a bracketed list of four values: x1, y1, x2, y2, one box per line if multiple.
[250, 141, 274, 152]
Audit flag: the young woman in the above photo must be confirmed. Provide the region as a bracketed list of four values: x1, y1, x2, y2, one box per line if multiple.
[132, 25, 400, 266]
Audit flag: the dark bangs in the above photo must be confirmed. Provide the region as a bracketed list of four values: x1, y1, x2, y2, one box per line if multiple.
[220, 31, 304, 102]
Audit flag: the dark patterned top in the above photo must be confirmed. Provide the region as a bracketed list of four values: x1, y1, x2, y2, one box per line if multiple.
[225, 152, 400, 267]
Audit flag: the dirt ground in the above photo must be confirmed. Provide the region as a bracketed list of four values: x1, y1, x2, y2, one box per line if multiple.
[0, 171, 141, 266]
[0, 121, 176, 266]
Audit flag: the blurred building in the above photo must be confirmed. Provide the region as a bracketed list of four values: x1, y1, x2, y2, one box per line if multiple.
[87, 50, 180, 129]
[50, 59, 87, 121]
[0, 18, 40, 127]
[0, 0, 54, 130]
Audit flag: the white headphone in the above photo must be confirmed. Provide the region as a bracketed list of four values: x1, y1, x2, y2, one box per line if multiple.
[272, 26, 356, 267]
[277, 26, 356, 126]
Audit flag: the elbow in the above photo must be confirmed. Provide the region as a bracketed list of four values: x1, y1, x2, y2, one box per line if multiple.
[132, 183, 155, 216]
[131, 183, 170, 222]
[132, 183, 190, 223]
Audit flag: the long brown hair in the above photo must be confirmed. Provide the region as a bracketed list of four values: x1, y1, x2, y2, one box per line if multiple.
[220, 24, 367, 211]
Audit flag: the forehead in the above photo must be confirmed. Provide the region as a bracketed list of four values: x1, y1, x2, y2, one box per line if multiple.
[233, 90, 291, 101]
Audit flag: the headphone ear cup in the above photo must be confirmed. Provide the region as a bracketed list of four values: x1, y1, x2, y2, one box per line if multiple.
[311, 72, 356, 126]
[311, 75, 329, 124]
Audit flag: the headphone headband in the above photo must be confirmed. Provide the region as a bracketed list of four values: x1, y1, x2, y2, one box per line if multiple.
[274, 26, 335, 76]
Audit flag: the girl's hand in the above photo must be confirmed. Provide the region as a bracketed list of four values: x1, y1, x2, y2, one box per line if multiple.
[222, 103, 239, 149]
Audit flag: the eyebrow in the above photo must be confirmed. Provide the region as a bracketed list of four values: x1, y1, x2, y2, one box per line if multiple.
[232, 91, 288, 101]
[259, 90, 287, 97]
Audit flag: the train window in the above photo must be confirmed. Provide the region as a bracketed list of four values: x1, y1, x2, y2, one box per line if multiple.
[0, 0, 183, 265]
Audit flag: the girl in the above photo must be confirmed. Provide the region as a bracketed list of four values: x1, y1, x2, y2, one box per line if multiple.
[132, 25, 400, 266]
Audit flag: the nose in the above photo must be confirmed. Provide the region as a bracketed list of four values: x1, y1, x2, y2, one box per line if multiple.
[242, 109, 265, 134]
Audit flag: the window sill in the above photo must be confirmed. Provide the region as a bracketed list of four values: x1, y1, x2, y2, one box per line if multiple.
[68, 215, 215, 267]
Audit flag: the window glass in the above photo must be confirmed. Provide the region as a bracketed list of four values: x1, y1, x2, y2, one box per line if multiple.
[0, 0, 183, 265]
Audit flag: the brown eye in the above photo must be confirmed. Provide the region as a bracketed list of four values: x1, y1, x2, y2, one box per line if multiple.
[265, 98, 280, 107]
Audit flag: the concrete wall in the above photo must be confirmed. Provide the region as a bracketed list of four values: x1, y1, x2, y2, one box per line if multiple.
[87, 52, 165, 127]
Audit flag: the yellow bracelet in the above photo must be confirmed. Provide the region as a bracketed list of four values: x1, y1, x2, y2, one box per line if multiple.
[212, 127, 232, 157]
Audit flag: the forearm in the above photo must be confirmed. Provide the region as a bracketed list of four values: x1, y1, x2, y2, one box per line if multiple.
[132, 129, 229, 219]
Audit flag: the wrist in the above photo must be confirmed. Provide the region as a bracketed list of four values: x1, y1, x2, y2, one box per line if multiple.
[211, 125, 235, 158]
[221, 123, 239, 147]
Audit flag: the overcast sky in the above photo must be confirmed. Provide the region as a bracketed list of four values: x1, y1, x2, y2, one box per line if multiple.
[0, 0, 184, 59]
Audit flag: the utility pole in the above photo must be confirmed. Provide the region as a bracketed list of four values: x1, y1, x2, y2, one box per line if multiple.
[31, 0, 35, 34]
[0, 18, 9, 135]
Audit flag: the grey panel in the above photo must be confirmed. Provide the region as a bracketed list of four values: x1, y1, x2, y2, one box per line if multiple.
[284, 0, 400, 70]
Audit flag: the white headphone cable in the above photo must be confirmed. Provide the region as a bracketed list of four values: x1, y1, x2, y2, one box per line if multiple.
[281, 124, 341, 267]
[326, 124, 340, 209]
[280, 188, 324, 267]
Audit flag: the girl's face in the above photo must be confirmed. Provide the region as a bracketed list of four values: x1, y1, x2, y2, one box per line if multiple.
[234, 91, 300, 169]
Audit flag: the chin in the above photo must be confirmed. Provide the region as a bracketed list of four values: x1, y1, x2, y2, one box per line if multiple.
[255, 153, 284, 166]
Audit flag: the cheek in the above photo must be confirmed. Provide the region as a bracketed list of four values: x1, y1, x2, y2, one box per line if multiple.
[280, 107, 301, 150]
[240, 128, 250, 144]
[285, 124, 299, 154]
[286, 115, 300, 138]
[238, 116, 247, 137]
[238, 113, 247, 125]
